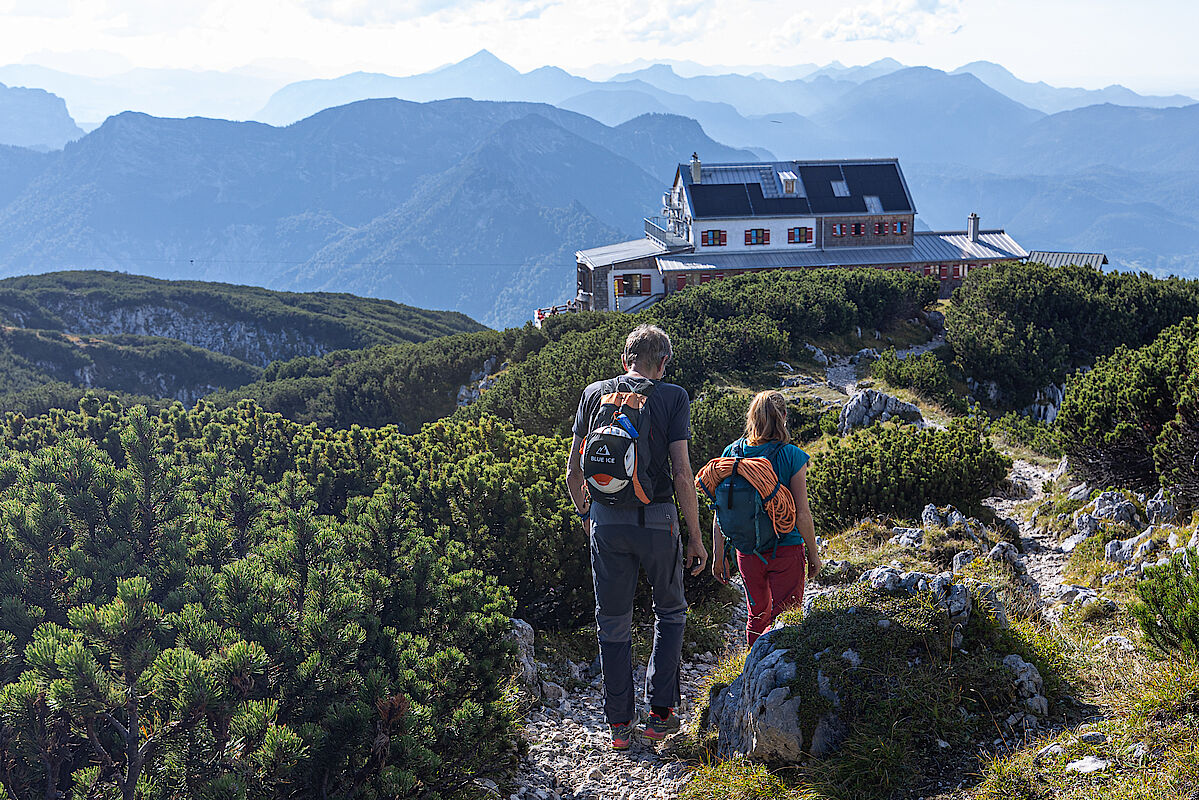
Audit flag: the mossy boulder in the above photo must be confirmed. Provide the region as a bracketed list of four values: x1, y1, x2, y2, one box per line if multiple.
[704, 578, 1042, 790]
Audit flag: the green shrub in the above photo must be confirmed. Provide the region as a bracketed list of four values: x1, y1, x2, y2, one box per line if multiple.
[947, 262, 1199, 406]
[476, 269, 935, 437]
[871, 347, 966, 413]
[807, 418, 1011, 530]
[1057, 316, 1199, 503]
[1134, 549, 1199, 657]
[987, 411, 1064, 457]
[0, 408, 516, 799]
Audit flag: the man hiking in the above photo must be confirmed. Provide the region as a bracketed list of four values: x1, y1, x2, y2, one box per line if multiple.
[566, 323, 707, 750]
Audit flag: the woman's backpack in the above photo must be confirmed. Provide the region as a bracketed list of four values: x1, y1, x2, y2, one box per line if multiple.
[697, 440, 790, 563]
[581, 377, 657, 506]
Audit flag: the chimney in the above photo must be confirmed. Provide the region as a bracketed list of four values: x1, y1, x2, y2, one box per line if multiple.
[690, 152, 702, 184]
[967, 212, 980, 242]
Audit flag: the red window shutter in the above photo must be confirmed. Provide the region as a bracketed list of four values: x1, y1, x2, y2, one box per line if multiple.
[745, 230, 752, 245]
[807, 227, 813, 242]
[641, 274, 652, 295]
[676, 275, 686, 291]
[764, 229, 770, 245]
[720, 231, 727, 246]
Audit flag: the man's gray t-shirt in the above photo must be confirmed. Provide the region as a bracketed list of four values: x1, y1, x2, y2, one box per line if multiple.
[573, 376, 691, 504]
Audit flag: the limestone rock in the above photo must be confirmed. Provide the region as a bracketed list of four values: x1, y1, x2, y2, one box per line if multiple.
[838, 389, 924, 434]
[1061, 531, 1090, 553]
[889, 527, 924, 548]
[987, 541, 1021, 566]
[775, 361, 794, 372]
[708, 633, 809, 761]
[1066, 756, 1111, 774]
[1067, 483, 1091, 502]
[1080, 491, 1142, 529]
[1104, 527, 1157, 563]
[804, 343, 830, 366]
[1002, 654, 1048, 730]
[952, 551, 976, 574]
[1146, 488, 1177, 525]
[509, 618, 540, 695]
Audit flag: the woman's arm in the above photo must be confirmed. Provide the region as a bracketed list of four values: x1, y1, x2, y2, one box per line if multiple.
[789, 464, 821, 579]
[711, 516, 729, 583]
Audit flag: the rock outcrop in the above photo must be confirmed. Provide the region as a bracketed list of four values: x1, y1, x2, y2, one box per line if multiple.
[706, 578, 1037, 766]
[838, 389, 924, 434]
[1021, 383, 1066, 424]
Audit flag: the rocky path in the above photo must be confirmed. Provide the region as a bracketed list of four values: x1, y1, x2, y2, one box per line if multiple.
[823, 331, 946, 395]
[508, 585, 750, 800]
[983, 459, 1067, 591]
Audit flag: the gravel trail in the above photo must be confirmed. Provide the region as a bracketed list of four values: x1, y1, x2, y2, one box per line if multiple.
[508, 583, 749, 800]
[983, 458, 1068, 590]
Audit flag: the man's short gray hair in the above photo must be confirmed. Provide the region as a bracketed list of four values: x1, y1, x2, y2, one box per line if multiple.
[624, 324, 672, 368]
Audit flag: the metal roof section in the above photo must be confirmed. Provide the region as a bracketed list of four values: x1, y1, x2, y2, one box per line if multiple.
[912, 230, 1028, 261]
[680, 159, 916, 219]
[1026, 251, 1109, 269]
[656, 230, 1026, 272]
[577, 238, 670, 268]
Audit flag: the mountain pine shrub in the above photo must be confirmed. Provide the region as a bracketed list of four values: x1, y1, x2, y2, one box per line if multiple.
[870, 347, 966, 414]
[1057, 316, 1199, 504]
[1134, 549, 1199, 658]
[948, 262, 1199, 406]
[0, 406, 518, 799]
[807, 417, 1011, 529]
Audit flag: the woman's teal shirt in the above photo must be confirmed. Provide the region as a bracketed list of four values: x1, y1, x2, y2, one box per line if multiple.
[720, 438, 811, 548]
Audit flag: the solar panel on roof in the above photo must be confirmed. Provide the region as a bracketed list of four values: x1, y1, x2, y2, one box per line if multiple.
[746, 184, 811, 215]
[808, 195, 866, 214]
[689, 183, 753, 217]
[797, 165, 843, 198]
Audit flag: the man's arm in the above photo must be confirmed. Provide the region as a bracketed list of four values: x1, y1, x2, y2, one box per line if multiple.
[669, 439, 707, 575]
[566, 435, 590, 531]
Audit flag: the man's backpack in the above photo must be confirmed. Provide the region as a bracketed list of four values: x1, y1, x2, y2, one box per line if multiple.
[699, 440, 787, 563]
[581, 377, 657, 506]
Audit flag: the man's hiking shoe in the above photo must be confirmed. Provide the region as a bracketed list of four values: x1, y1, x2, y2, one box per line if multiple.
[641, 710, 680, 741]
[610, 720, 636, 750]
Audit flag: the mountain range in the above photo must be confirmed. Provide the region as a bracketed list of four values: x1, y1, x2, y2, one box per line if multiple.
[0, 82, 82, 149]
[0, 50, 1195, 321]
[0, 100, 753, 326]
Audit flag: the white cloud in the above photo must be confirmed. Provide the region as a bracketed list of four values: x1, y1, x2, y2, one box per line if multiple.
[297, 0, 558, 25]
[814, 0, 964, 43]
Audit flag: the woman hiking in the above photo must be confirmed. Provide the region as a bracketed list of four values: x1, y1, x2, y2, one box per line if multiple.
[709, 391, 821, 646]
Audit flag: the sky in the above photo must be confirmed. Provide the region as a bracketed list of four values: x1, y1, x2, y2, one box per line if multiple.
[1, 0, 1196, 97]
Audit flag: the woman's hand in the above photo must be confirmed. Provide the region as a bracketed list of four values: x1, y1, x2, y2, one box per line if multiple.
[712, 553, 729, 584]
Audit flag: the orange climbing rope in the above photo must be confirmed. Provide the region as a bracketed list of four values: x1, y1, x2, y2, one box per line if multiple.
[695, 456, 796, 536]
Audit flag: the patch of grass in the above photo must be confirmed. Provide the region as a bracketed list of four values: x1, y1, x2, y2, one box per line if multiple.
[972, 659, 1199, 800]
[1066, 523, 1133, 585]
[680, 757, 816, 800]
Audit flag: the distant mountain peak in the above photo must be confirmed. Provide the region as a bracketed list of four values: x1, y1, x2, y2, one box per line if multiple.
[434, 49, 519, 77]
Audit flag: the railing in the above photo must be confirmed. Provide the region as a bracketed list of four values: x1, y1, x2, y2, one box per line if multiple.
[618, 293, 665, 314]
[532, 300, 582, 327]
[644, 217, 683, 247]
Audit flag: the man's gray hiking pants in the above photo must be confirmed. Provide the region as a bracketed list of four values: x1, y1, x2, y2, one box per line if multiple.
[590, 502, 687, 725]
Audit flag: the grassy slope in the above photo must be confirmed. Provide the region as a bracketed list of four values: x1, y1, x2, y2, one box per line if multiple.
[0, 270, 485, 412]
[0, 270, 484, 348]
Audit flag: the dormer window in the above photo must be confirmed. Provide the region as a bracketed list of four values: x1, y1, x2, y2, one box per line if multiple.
[779, 170, 799, 195]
